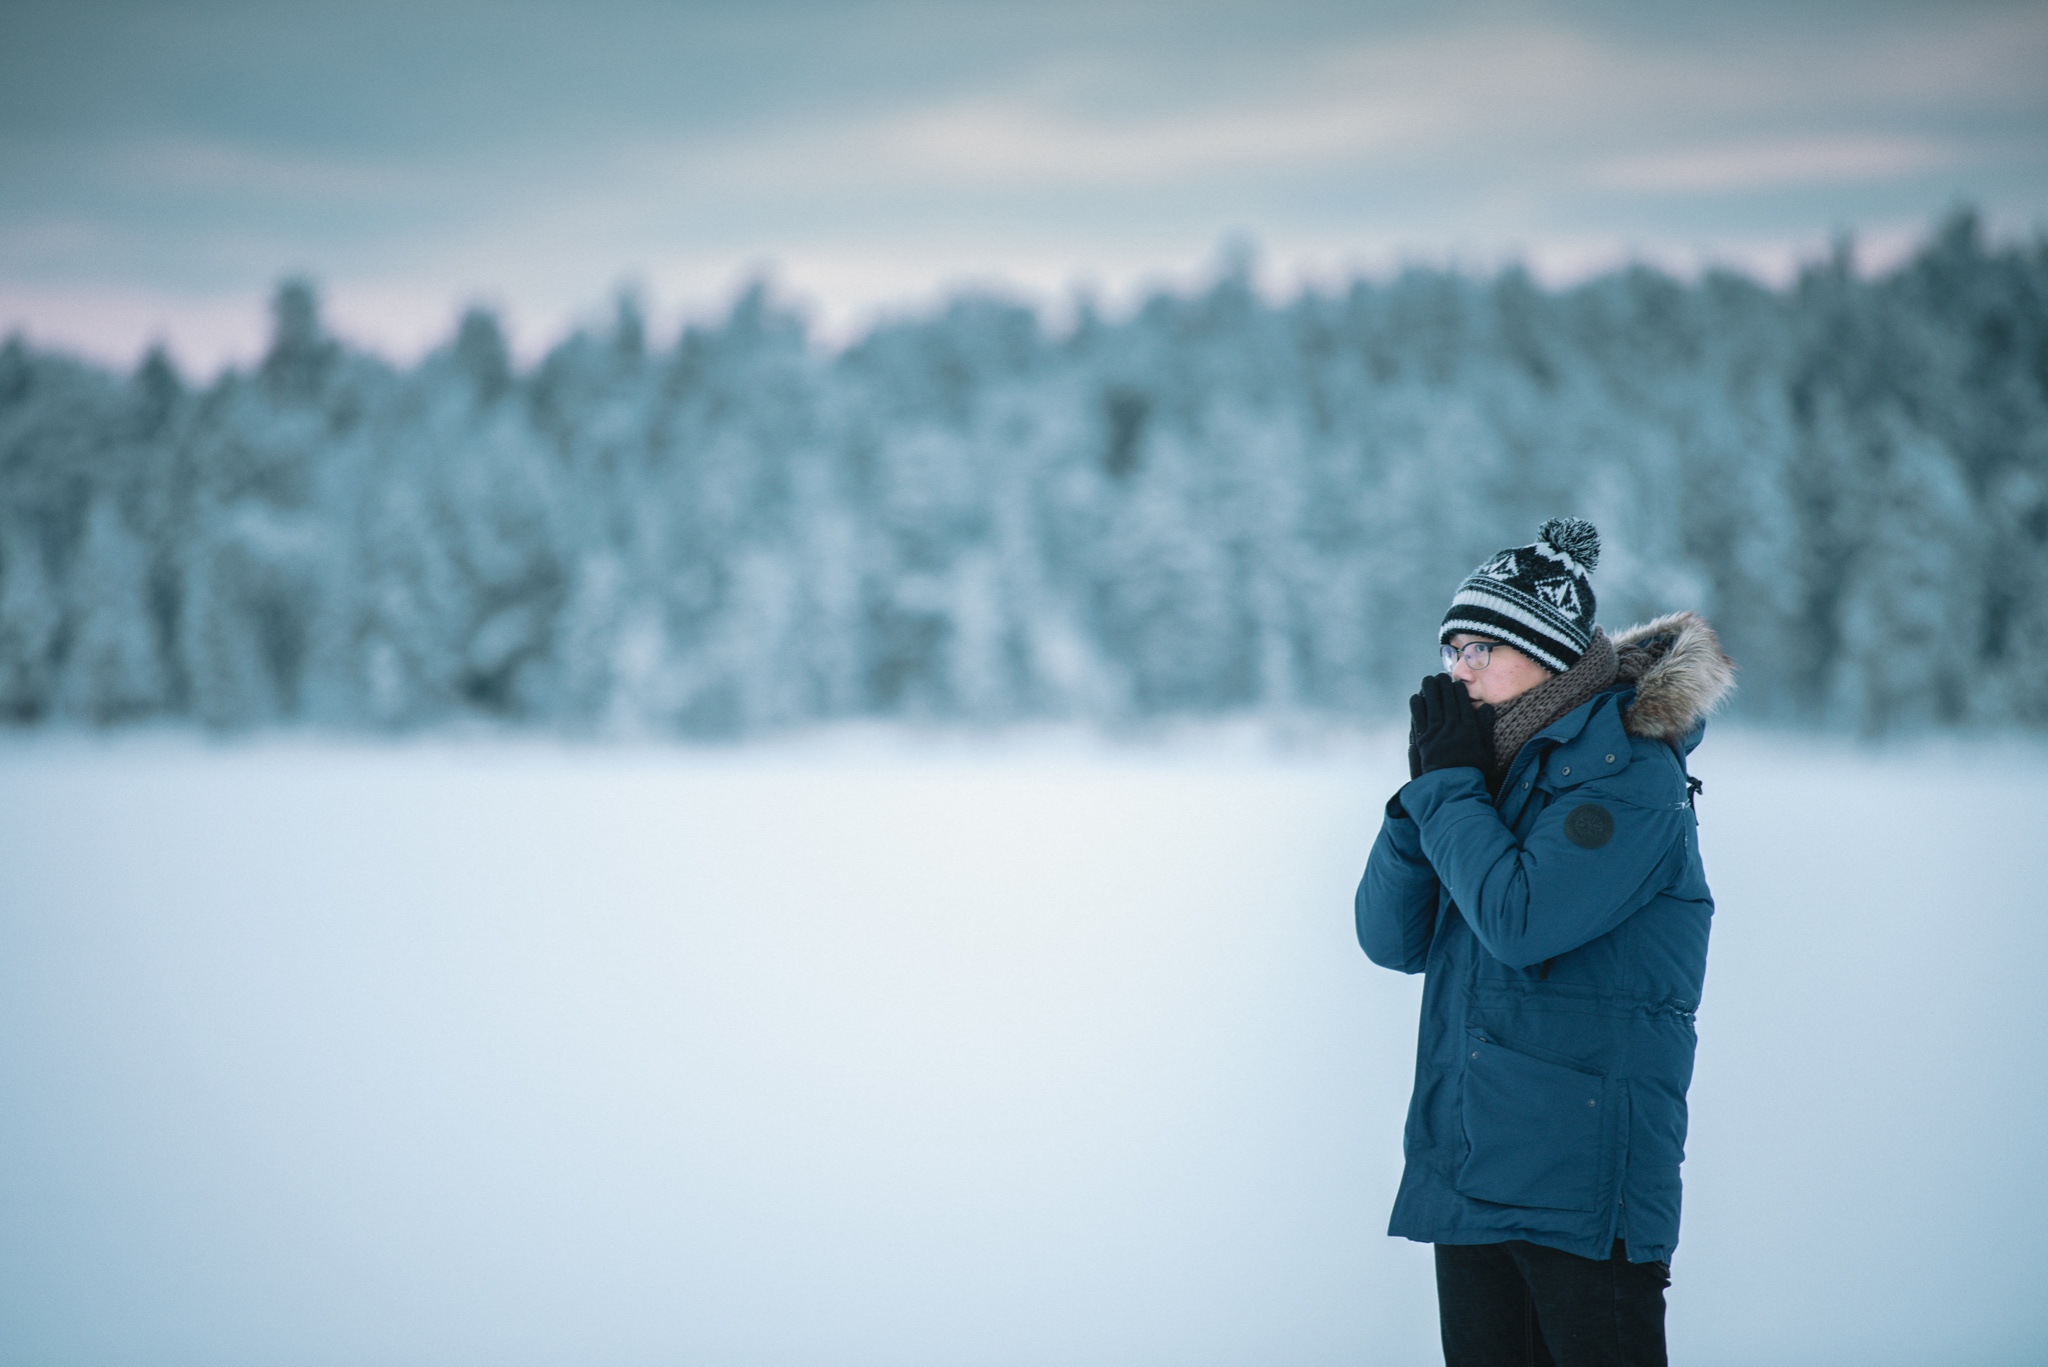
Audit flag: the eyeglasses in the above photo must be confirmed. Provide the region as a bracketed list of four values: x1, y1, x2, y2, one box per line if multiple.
[1441, 640, 1502, 671]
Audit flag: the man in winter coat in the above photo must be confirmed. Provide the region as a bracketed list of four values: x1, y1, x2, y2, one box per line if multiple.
[1356, 518, 1733, 1367]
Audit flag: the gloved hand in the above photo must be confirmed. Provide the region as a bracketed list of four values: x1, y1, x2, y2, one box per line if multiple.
[1408, 673, 1495, 776]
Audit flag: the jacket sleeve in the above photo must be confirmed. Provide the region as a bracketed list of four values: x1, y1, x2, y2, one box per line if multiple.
[1397, 764, 1686, 970]
[1355, 802, 1442, 973]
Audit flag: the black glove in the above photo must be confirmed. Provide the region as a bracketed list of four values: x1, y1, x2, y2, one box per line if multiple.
[1392, 686, 1426, 815]
[1409, 673, 1495, 776]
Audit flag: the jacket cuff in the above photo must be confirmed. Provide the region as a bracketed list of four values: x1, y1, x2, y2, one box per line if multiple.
[1399, 766, 1490, 823]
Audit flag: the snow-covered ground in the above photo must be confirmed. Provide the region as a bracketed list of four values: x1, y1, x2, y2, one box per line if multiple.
[1, 726, 2043, 1367]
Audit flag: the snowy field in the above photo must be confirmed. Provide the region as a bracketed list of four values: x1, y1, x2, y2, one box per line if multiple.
[1, 726, 2044, 1367]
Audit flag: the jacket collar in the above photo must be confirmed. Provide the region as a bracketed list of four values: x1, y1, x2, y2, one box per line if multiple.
[1497, 685, 1626, 792]
[1492, 611, 1732, 795]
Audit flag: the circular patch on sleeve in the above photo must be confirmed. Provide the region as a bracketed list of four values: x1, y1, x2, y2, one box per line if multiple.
[1563, 803, 1615, 849]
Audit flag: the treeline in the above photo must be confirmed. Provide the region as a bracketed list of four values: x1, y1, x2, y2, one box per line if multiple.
[3, 210, 2045, 736]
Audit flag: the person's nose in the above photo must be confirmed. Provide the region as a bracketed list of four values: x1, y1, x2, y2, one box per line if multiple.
[1450, 657, 1478, 685]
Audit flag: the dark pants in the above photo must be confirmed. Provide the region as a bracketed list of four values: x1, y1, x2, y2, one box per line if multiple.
[1434, 1239, 1669, 1367]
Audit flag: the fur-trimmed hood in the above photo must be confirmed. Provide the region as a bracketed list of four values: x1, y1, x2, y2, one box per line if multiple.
[1611, 611, 1736, 741]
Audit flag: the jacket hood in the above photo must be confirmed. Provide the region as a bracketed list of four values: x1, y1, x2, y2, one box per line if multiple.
[1611, 611, 1736, 741]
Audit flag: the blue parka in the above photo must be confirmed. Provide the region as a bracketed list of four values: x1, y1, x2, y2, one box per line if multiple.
[1355, 613, 1732, 1265]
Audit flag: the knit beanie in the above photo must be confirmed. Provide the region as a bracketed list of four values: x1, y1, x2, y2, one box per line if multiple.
[1439, 517, 1601, 673]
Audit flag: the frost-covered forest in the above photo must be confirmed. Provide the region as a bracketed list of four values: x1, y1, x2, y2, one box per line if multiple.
[4, 210, 2046, 736]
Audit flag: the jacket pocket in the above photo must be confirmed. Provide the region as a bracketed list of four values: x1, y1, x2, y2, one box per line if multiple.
[1456, 1028, 1608, 1213]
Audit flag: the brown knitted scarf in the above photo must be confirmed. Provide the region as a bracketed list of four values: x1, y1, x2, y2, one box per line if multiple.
[1485, 628, 1618, 789]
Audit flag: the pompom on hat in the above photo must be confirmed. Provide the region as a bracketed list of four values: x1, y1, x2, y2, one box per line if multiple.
[1440, 517, 1601, 673]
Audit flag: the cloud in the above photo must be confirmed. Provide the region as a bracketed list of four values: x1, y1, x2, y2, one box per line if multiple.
[621, 86, 1429, 199]
[0, 215, 124, 263]
[873, 94, 1422, 185]
[6, 3, 2045, 370]
[619, 24, 1606, 196]
[114, 136, 437, 201]
[1593, 135, 1960, 193]
[604, 11, 2045, 203]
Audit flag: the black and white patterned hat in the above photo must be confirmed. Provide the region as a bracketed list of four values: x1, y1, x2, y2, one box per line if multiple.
[1439, 518, 1601, 673]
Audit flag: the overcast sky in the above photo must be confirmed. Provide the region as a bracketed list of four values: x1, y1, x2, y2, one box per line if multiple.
[3, 0, 2045, 371]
